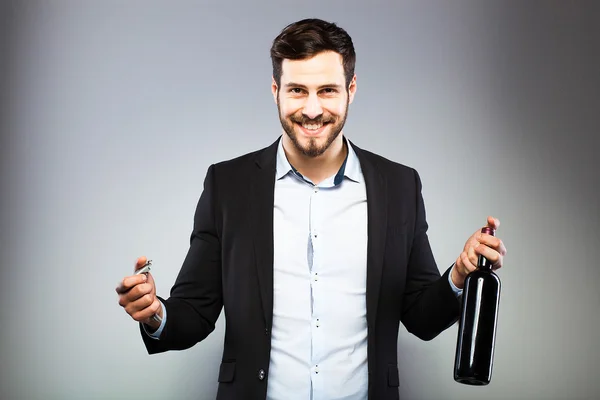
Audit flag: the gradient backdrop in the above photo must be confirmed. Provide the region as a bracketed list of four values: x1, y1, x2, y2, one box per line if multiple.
[1, 1, 599, 399]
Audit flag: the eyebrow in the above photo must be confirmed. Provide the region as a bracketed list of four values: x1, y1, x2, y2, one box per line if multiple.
[283, 82, 344, 90]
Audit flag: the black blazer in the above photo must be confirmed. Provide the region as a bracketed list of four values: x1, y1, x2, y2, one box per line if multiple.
[141, 137, 460, 400]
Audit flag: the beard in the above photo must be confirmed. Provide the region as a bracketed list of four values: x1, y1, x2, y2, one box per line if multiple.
[277, 96, 349, 158]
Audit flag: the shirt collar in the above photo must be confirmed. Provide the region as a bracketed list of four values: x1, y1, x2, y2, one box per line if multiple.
[275, 136, 362, 185]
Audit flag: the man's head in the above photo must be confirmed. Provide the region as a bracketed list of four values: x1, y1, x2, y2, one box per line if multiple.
[270, 19, 357, 158]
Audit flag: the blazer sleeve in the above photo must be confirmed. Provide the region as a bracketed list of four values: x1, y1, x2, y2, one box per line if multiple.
[400, 169, 460, 341]
[140, 164, 224, 354]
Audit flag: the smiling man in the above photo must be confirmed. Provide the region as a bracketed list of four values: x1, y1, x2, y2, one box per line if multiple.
[116, 18, 506, 400]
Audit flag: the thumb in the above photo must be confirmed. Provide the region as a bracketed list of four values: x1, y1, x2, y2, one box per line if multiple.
[134, 256, 148, 273]
[134, 257, 157, 293]
[487, 216, 500, 230]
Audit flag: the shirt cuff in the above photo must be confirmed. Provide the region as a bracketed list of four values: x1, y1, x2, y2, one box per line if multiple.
[448, 263, 463, 298]
[142, 300, 167, 340]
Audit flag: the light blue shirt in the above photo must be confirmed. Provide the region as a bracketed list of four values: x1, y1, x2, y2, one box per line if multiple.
[144, 138, 463, 399]
[267, 138, 369, 399]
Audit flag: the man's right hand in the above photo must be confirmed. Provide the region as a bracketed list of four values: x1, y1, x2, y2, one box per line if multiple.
[116, 256, 163, 331]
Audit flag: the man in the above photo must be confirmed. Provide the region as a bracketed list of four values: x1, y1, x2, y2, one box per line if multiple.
[116, 18, 506, 400]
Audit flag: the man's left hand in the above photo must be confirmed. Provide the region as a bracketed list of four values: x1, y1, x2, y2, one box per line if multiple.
[451, 216, 507, 289]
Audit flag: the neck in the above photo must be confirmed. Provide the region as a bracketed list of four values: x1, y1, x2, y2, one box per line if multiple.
[477, 255, 493, 271]
[282, 133, 347, 186]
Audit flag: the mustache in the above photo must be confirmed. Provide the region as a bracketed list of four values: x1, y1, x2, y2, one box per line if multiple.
[290, 114, 334, 125]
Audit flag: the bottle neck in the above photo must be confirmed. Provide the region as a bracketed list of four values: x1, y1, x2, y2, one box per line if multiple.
[477, 254, 493, 271]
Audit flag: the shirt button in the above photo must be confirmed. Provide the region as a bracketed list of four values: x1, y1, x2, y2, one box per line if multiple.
[258, 369, 266, 381]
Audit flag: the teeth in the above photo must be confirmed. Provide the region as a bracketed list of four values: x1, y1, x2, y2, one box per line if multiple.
[302, 123, 323, 130]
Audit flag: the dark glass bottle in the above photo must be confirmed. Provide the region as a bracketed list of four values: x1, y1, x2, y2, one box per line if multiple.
[454, 226, 501, 385]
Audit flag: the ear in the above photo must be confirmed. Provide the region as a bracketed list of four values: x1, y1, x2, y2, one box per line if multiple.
[271, 76, 278, 104]
[347, 74, 357, 104]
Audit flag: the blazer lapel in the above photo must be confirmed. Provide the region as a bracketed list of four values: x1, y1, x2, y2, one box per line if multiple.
[250, 138, 279, 331]
[350, 141, 388, 332]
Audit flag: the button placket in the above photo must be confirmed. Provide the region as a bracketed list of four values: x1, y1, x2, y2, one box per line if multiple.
[309, 183, 327, 390]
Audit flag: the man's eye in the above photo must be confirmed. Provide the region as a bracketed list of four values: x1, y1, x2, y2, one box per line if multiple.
[322, 88, 337, 94]
[290, 88, 304, 94]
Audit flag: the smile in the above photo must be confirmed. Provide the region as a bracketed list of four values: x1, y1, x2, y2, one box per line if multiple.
[296, 121, 329, 136]
[302, 122, 323, 130]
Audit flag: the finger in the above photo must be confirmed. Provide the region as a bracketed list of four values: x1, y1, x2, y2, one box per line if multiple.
[478, 234, 507, 256]
[478, 233, 500, 248]
[124, 282, 153, 303]
[125, 290, 156, 316]
[130, 297, 161, 322]
[115, 273, 147, 294]
[460, 250, 477, 275]
[467, 246, 478, 266]
[475, 244, 502, 267]
[118, 282, 153, 308]
[465, 232, 481, 252]
[498, 240, 507, 256]
[133, 272, 156, 294]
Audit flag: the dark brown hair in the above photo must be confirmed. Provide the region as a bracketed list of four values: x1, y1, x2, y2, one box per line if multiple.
[270, 18, 356, 88]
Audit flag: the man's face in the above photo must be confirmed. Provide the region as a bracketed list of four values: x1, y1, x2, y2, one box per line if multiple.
[272, 51, 356, 158]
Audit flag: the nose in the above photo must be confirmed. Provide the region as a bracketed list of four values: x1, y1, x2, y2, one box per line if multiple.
[302, 93, 323, 120]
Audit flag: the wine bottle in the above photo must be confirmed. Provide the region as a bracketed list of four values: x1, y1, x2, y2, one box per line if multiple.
[453, 226, 501, 385]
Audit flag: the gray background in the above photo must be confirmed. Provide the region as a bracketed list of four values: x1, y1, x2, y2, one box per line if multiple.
[1, 1, 599, 399]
